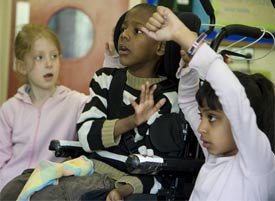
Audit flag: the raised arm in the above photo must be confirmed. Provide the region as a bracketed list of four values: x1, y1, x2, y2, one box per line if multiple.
[141, 6, 197, 52]
[143, 5, 274, 172]
[142, 6, 207, 156]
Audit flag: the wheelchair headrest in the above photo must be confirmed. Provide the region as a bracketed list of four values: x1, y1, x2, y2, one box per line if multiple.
[113, 11, 201, 82]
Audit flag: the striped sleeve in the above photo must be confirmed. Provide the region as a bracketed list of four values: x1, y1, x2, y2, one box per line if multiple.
[77, 68, 118, 152]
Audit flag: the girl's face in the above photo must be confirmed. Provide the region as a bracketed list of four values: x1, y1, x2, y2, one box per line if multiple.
[23, 37, 60, 93]
[198, 106, 238, 157]
[118, 8, 163, 77]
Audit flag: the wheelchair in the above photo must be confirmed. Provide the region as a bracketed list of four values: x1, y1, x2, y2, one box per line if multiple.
[50, 19, 275, 201]
[49, 7, 205, 201]
[3, 1, 274, 200]
[51, 1, 274, 200]
[1, 4, 205, 201]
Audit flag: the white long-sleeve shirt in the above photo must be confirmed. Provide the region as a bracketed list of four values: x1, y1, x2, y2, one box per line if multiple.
[177, 43, 275, 201]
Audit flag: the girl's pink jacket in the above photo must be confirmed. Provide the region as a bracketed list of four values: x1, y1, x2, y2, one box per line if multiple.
[0, 85, 87, 190]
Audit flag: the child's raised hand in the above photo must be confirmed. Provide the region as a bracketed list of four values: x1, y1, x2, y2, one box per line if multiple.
[142, 6, 198, 52]
[141, 6, 184, 42]
[105, 28, 118, 57]
[130, 81, 166, 126]
[105, 41, 118, 57]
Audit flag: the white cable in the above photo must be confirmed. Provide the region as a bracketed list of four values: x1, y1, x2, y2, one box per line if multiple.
[239, 28, 266, 50]
[200, 23, 275, 62]
[201, 23, 225, 29]
[222, 28, 265, 52]
[221, 28, 275, 62]
[222, 37, 248, 50]
[250, 29, 275, 61]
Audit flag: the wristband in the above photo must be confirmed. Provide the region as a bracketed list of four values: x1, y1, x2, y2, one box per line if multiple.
[187, 32, 207, 57]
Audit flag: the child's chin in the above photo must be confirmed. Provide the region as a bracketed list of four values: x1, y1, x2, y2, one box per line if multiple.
[119, 58, 130, 67]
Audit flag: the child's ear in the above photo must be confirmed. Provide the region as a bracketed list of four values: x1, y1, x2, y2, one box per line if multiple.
[156, 41, 166, 56]
[16, 60, 28, 75]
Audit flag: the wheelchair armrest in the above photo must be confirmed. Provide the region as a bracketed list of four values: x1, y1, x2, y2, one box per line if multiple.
[49, 139, 88, 158]
[126, 154, 204, 176]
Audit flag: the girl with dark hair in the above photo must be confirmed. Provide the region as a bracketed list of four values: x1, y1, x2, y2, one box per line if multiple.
[143, 5, 275, 200]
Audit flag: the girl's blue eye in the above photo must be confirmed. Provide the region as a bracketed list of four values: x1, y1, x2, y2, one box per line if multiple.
[51, 53, 59, 60]
[34, 55, 44, 61]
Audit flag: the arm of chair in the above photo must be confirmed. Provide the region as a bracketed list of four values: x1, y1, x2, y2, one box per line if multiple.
[49, 140, 203, 177]
[125, 154, 204, 176]
[49, 139, 88, 158]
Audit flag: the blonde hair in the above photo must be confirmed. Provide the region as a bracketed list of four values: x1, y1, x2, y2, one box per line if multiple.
[15, 24, 61, 85]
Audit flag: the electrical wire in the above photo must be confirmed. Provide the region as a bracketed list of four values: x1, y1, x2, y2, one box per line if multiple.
[220, 27, 275, 62]
[201, 23, 225, 29]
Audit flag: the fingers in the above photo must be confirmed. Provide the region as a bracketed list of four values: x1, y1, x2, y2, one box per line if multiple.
[157, 5, 170, 16]
[146, 82, 155, 101]
[131, 82, 157, 111]
[134, 82, 162, 105]
[149, 83, 157, 96]
[139, 81, 156, 102]
[150, 12, 165, 28]
[111, 27, 115, 41]
[141, 27, 157, 40]
[144, 82, 157, 103]
[130, 82, 151, 112]
[143, 6, 179, 42]
[145, 21, 160, 32]
[144, 82, 150, 101]
[130, 97, 138, 109]
[105, 42, 110, 55]
[139, 84, 145, 103]
[105, 41, 118, 57]
[142, 9, 166, 40]
[145, 13, 165, 31]
[180, 49, 190, 63]
[130, 82, 165, 125]
[105, 27, 118, 57]
[154, 98, 166, 111]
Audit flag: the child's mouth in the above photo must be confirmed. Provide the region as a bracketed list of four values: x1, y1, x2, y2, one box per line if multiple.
[43, 73, 53, 80]
[202, 141, 210, 148]
[118, 45, 130, 55]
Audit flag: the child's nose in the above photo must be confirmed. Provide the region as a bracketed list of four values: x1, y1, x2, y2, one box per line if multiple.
[45, 57, 53, 68]
[120, 29, 130, 40]
[198, 120, 207, 135]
